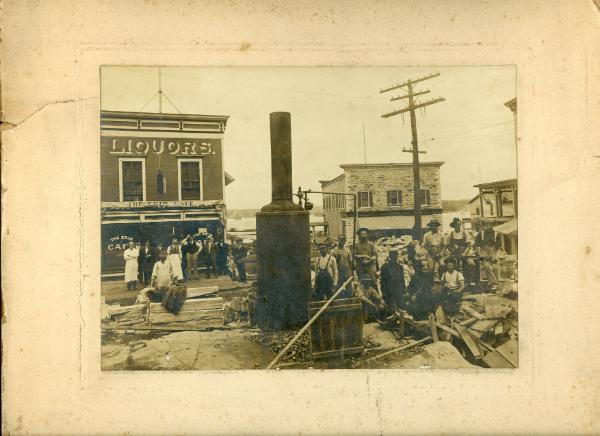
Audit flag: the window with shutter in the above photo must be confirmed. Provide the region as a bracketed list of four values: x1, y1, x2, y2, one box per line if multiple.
[358, 191, 371, 208]
[179, 159, 202, 200]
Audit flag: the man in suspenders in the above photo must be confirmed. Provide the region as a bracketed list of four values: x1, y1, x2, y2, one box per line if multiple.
[313, 242, 338, 301]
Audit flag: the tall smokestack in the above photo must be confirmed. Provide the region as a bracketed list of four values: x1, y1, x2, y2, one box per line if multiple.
[262, 112, 303, 212]
[255, 112, 311, 330]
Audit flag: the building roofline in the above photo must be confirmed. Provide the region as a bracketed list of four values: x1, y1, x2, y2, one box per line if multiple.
[474, 178, 518, 188]
[339, 162, 444, 169]
[319, 173, 345, 187]
[101, 110, 230, 123]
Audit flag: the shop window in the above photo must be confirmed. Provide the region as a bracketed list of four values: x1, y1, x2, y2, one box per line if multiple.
[358, 191, 373, 208]
[119, 158, 145, 201]
[178, 159, 202, 200]
[387, 190, 402, 206]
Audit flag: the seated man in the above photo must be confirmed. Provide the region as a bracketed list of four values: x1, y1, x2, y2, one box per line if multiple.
[439, 258, 465, 315]
[352, 275, 385, 322]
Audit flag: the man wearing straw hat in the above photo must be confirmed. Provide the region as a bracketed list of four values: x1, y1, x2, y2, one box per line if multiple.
[422, 218, 445, 279]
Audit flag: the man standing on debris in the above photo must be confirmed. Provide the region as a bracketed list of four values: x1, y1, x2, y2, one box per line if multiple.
[354, 227, 379, 286]
[166, 237, 184, 283]
[422, 219, 445, 279]
[151, 251, 174, 288]
[201, 234, 219, 278]
[314, 242, 338, 300]
[446, 217, 471, 269]
[138, 240, 157, 286]
[474, 220, 499, 289]
[183, 236, 201, 280]
[380, 247, 406, 314]
[216, 240, 229, 276]
[124, 240, 140, 291]
[231, 239, 248, 283]
[439, 258, 465, 315]
[331, 235, 353, 298]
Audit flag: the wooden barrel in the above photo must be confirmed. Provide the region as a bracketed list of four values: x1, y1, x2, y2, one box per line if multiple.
[308, 297, 364, 360]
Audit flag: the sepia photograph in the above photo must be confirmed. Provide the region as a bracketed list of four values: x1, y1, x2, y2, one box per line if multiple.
[100, 66, 518, 370]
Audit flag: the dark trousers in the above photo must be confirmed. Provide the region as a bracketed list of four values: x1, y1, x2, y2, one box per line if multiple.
[236, 262, 247, 282]
[206, 259, 218, 278]
[314, 269, 334, 301]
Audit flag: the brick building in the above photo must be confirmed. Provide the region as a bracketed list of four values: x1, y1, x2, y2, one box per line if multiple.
[101, 110, 232, 277]
[320, 162, 444, 241]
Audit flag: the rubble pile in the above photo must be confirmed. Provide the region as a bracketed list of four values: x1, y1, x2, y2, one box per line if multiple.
[246, 330, 311, 363]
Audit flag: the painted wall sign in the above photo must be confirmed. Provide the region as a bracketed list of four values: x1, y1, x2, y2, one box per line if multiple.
[109, 138, 216, 156]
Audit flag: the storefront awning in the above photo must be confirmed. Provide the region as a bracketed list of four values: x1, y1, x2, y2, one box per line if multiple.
[494, 218, 517, 235]
[101, 199, 224, 210]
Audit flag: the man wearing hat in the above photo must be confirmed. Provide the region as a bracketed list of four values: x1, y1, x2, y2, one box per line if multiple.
[380, 247, 406, 314]
[354, 227, 379, 287]
[330, 235, 353, 298]
[422, 218, 445, 279]
[201, 234, 219, 279]
[314, 242, 338, 300]
[446, 217, 471, 269]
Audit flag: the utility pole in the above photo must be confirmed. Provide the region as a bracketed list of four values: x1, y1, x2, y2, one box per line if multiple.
[380, 72, 445, 240]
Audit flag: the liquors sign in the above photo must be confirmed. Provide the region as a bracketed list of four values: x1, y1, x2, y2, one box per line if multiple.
[108, 138, 216, 156]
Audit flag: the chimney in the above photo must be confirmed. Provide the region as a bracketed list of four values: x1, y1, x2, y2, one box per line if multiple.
[255, 112, 312, 330]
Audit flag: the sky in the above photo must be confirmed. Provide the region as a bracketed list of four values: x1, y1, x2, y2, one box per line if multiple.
[101, 66, 517, 209]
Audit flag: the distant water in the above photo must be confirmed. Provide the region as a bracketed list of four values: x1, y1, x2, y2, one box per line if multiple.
[228, 211, 471, 233]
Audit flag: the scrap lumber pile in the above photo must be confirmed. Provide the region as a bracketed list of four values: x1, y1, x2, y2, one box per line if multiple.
[147, 297, 224, 328]
[104, 304, 147, 328]
[398, 291, 518, 368]
[102, 286, 224, 331]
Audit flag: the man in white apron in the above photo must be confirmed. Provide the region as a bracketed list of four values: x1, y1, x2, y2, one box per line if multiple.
[166, 237, 184, 283]
[123, 240, 139, 291]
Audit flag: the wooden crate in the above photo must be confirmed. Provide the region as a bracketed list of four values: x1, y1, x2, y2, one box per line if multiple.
[308, 298, 364, 360]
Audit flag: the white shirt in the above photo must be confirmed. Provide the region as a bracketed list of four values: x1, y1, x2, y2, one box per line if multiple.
[442, 270, 464, 289]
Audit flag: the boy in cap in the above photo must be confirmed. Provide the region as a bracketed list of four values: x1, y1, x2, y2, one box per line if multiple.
[313, 242, 338, 301]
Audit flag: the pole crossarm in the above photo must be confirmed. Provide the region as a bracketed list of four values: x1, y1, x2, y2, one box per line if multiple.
[380, 72, 440, 93]
[391, 89, 430, 101]
[381, 97, 446, 119]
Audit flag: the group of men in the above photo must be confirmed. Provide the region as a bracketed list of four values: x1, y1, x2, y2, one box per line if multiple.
[123, 235, 249, 291]
[312, 218, 501, 321]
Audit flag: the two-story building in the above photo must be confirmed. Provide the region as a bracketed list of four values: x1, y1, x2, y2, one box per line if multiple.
[101, 110, 233, 277]
[320, 162, 444, 241]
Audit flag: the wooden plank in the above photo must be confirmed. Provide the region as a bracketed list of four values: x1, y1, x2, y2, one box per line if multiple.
[148, 297, 223, 313]
[186, 286, 219, 299]
[429, 314, 439, 342]
[311, 346, 364, 360]
[308, 298, 361, 309]
[150, 311, 223, 324]
[309, 303, 362, 315]
[454, 323, 482, 359]
[481, 348, 515, 368]
[462, 304, 486, 320]
[459, 317, 478, 327]
[352, 336, 432, 368]
[149, 318, 224, 328]
[469, 319, 500, 338]
[495, 339, 518, 367]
